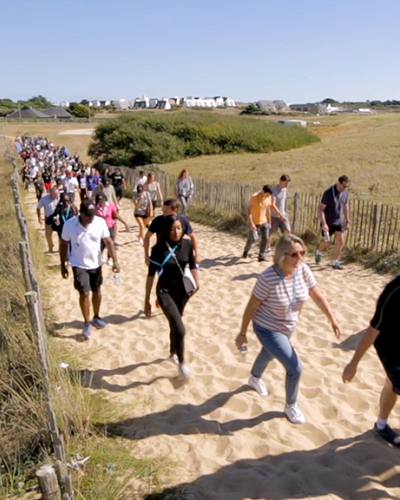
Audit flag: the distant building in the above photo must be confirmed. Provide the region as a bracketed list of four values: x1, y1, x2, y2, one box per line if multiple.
[182, 96, 235, 108]
[6, 106, 49, 119]
[289, 103, 319, 115]
[41, 106, 72, 119]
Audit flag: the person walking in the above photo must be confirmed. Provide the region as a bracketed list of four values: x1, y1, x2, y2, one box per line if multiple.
[133, 185, 153, 244]
[268, 174, 291, 249]
[315, 175, 350, 269]
[236, 234, 341, 424]
[110, 167, 126, 205]
[60, 199, 120, 340]
[343, 276, 400, 447]
[145, 215, 199, 379]
[175, 169, 194, 216]
[144, 172, 164, 211]
[243, 185, 286, 262]
[144, 198, 200, 266]
[36, 186, 60, 252]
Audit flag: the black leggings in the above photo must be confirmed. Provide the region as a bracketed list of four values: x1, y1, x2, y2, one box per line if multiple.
[157, 287, 189, 363]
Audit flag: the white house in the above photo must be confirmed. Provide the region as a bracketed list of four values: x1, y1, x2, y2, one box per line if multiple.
[224, 97, 236, 107]
[156, 99, 172, 110]
[149, 98, 159, 109]
[183, 96, 236, 108]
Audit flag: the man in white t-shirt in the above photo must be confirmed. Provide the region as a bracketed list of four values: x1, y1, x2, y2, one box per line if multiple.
[64, 171, 79, 202]
[269, 174, 291, 250]
[134, 170, 148, 193]
[60, 199, 120, 340]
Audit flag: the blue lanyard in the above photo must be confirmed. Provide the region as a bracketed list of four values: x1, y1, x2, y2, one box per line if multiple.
[61, 205, 71, 223]
[150, 244, 178, 274]
[277, 268, 296, 310]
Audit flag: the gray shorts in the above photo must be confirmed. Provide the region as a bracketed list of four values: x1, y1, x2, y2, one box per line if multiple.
[271, 217, 291, 234]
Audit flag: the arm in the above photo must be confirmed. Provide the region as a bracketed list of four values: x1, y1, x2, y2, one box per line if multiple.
[189, 178, 194, 197]
[343, 203, 350, 230]
[144, 275, 155, 317]
[342, 325, 380, 383]
[309, 285, 341, 338]
[248, 202, 256, 231]
[156, 182, 163, 204]
[103, 237, 120, 273]
[235, 294, 262, 347]
[144, 230, 154, 266]
[270, 199, 286, 221]
[60, 240, 69, 278]
[36, 207, 43, 225]
[318, 203, 328, 231]
[188, 232, 200, 264]
[115, 212, 130, 231]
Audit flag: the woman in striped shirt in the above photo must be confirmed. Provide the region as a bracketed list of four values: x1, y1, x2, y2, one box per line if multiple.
[236, 234, 341, 424]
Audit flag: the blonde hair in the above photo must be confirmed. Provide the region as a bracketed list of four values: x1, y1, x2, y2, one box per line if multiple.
[273, 234, 307, 268]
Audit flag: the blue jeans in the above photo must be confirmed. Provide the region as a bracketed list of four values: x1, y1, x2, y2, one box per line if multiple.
[251, 323, 302, 405]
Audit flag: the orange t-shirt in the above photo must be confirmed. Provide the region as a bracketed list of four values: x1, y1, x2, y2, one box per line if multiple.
[249, 192, 272, 225]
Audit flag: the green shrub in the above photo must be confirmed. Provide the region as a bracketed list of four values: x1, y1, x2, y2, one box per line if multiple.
[88, 111, 320, 166]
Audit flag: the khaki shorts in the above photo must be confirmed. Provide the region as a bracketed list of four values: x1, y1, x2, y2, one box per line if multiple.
[271, 217, 291, 234]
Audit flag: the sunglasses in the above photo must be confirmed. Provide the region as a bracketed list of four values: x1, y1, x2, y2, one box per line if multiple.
[286, 251, 305, 258]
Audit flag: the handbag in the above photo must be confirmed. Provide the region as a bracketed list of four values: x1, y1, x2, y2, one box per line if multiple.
[167, 242, 197, 296]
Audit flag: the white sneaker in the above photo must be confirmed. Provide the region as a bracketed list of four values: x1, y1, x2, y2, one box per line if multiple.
[107, 258, 113, 266]
[266, 247, 272, 253]
[170, 354, 179, 365]
[139, 237, 144, 245]
[179, 363, 190, 379]
[284, 403, 306, 424]
[248, 375, 268, 396]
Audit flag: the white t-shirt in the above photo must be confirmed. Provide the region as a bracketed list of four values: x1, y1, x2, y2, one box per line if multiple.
[61, 216, 110, 270]
[37, 194, 60, 218]
[64, 177, 78, 192]
[252, 263, 317, 334]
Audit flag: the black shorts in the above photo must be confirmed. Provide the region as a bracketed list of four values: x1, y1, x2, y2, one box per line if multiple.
[115, 187, 123, 198]
[72, 266, 103, 294]
[135, 213, 147, 218]
[321, 223, 344, 237]
[377, 351, 400, 395]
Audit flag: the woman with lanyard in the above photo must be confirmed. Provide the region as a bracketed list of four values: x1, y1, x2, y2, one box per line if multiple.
[145, 215, 199, 379]
[236, 234, 341, 424]
[95, 194, 129, 265]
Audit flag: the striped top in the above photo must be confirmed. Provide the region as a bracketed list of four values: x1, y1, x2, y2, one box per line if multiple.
[252, 263, 317, 334]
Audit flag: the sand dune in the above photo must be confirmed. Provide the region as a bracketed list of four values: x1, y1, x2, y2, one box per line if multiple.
[26, 192, 400, 500]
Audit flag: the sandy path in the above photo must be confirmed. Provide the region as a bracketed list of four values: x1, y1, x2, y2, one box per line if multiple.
[26, 192, 400, 500]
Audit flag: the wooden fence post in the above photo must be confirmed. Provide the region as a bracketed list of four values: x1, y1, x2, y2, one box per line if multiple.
[19, 241, 32, 290]
[292, 193, 299, 234]
[371, 204, 381, 251]
[24, 290, 49, 373]
[36, 465, 62, 500]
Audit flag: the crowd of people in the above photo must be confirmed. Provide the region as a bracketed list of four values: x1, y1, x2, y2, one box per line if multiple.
[15, 135, 400, 447]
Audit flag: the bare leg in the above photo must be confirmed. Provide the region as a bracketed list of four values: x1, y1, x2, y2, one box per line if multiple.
[378, 377, 398, 420]
[318, 240, 330, 253]
[135, 217, 145, 240]
[79, 291, 91, 323]
[45, 224, 54, 252]
[92, 290, 102, 318]
[333, 231, 344, 261]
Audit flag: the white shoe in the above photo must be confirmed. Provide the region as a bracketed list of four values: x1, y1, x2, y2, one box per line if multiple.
[170, 354, 179, 365]
[139, 237, 144, 245]
[107, 258, 113, 266]
[266, 247, 272, 253]
[248, 375, 268, 396]
[284, 403, 306, 424]
[179, 363, 190, 379]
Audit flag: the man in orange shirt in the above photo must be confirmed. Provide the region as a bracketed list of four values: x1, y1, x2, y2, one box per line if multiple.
[242, 185, 286, 262]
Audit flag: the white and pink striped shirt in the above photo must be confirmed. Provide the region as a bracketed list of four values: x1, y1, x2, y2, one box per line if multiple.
[252, 263, 317, 334]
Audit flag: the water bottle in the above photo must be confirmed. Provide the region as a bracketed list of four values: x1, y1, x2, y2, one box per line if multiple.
[238, 345, 247, 359]
[113, 273, 120, 287]
[253, 229, 259, 240]
[323, 230, 330, 242]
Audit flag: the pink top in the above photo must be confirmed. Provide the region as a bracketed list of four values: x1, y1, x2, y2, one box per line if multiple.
[96, 202, 117, 229]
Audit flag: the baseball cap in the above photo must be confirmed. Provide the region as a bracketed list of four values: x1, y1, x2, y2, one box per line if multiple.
[96, 194, 106, 203]
[80, 199, 96, 216]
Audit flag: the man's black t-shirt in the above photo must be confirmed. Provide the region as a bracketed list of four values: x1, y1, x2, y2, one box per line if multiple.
[110, 172, 124, 188]
[149, 215, 193, 239]
[370, 276, 400, 362]
[148, 239, 195, 291]
[42, 172, 52, 183]
[321, 185, 349, 226]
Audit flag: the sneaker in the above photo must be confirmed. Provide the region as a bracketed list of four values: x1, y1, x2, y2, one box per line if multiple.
[107, 258, 113, 266]
[170, 354, 179, 365]
[284, 403, 306, 424]
[332, 261, 343, 270]
[373, 423, 400, 447]
[248, 375, 269, 396]
[82, 322, 92, 340]
[258, 256, 267, 262]
[265, 247, 272, 254]
[92, 316, 107, 329]
[179, 363, 190, 379]
[314, 251, 322, 264]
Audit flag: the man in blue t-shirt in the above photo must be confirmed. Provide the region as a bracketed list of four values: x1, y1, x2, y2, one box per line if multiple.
[144, 198, 199, 266]
[315, 175, 350, 270]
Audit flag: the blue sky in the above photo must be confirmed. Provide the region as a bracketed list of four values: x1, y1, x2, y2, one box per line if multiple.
[1, 0, 399, 103]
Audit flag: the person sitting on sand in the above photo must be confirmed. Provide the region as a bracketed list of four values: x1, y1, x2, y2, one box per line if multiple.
[343, 276, 400, 447]
[236, 234, 341, 424]
[145, 215, 199, 379]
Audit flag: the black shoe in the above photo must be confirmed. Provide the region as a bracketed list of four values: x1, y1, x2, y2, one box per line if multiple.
[258, 256, 266, 262]
[373, 423, 400, 447]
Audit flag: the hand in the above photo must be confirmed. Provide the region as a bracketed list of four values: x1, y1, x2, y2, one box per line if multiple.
[125, 224, 130, 232]
[345, 220, 350, 230]
[250, 223, 256, 232]
[145, 255, 150, 266]
[280, 215, 287, 222]
[38, 218, 43, 226]
[112, 262, 120, 273]
[144, 301, 151, 317]
[342, 361, 357, 383]
[235, 334, 247, 348]
[331, 320, 341, 339]
[61, 266, 69, 279]
[322, 223, 329, 233]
